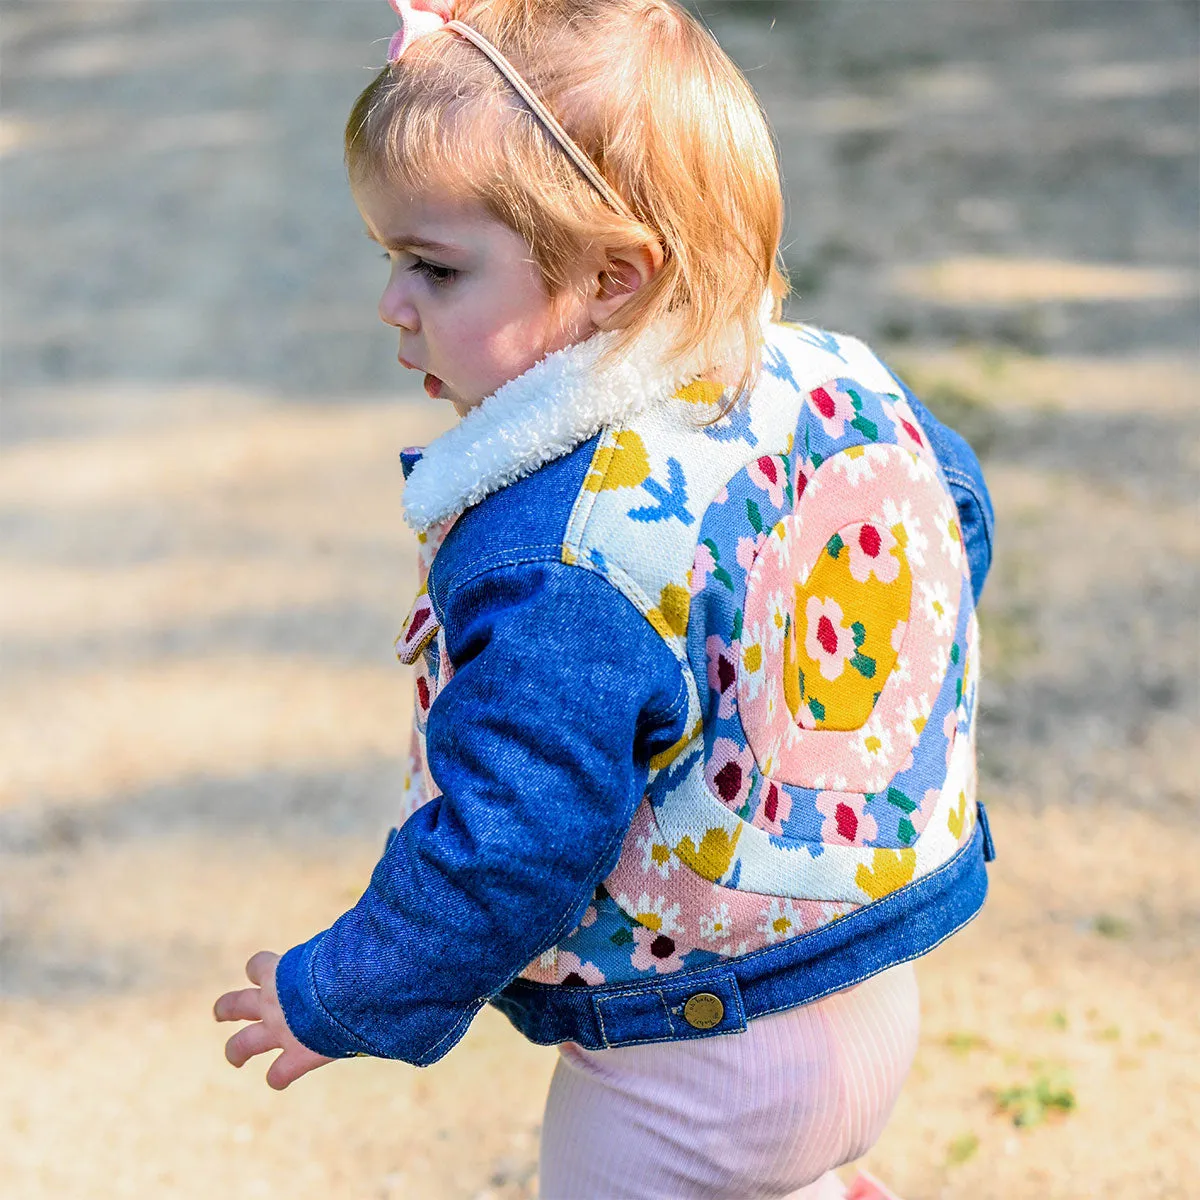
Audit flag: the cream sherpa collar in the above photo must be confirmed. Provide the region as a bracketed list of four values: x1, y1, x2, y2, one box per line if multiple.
[400, 319, 726, 533]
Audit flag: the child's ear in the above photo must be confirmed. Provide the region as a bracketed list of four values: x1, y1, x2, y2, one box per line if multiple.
[587, 240, 664, 325]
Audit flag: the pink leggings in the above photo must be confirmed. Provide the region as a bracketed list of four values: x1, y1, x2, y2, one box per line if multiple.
[538, 963, 919, 1200]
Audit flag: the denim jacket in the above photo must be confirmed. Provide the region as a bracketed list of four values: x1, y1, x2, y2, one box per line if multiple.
[276, 320, 995, 1066]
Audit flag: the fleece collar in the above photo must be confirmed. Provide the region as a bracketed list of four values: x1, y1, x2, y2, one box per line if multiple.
[400, 318, 727, 533]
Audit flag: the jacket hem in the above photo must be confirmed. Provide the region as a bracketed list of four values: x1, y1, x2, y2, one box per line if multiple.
[490, 820, 990, 1050]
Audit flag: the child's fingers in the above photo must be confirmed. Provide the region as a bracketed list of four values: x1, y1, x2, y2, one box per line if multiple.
[265, 1048, 323, 1092]
[224, 1021, 280, 1068]
[213, 986, 262, 1023]
[244, 950, 280, 988]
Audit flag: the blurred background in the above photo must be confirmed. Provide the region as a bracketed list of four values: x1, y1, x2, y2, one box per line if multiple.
[1, 1, 1197, 1197]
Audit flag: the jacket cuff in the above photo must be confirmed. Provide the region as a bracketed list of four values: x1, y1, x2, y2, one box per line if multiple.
[275, 936, 371, 1060]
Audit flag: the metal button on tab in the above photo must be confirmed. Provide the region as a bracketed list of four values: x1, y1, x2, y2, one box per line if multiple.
[682, 992, 724, 1030]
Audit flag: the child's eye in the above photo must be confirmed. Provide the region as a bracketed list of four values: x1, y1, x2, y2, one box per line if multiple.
[408, 258, 458, 286]
[379, 251, 458, 288]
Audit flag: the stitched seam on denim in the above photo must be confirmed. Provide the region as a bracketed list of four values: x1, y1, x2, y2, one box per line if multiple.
[442, 554, 692, 737]
[562, 427, 611, 561]
[414, 997, 489, 1065]
[436, 543, 564, 605]
[595, 990, 672, 1047]
[661, 991, 676, 1037]
[749, 899, 985, 1023]
[302, 940, 386, 1057]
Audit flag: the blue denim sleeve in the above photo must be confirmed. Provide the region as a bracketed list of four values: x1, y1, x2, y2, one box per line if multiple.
[275, 560, 688, 1065]
[896, 380, 996, 601]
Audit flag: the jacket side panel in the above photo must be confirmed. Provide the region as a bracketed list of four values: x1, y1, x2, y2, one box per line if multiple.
[527, 324, 982, 997]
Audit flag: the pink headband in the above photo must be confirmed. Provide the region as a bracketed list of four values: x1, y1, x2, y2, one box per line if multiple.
[386, 0, 638, 222]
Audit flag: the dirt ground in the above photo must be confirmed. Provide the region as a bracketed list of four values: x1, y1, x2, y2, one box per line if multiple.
[2, 2, 1198, 1198]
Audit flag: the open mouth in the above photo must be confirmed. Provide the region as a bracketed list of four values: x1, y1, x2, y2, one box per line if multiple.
[423, 373, 442, 400]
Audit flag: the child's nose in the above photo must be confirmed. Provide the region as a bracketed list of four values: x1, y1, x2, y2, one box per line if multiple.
[379, 271, 419, 332]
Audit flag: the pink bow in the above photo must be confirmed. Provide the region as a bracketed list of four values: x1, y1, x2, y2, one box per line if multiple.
[387, 0, 454, 63]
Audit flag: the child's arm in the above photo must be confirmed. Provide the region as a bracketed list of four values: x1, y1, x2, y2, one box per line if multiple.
[221, 561, 688, 1072]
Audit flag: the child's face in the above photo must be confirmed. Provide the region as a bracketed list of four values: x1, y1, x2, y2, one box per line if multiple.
[356, 178, 597, 417]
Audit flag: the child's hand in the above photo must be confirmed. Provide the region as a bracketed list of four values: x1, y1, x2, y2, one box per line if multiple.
[213, 951, 336, 1090]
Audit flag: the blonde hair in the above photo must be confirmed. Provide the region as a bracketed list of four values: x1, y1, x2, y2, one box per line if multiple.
[346, 0, 788, 400]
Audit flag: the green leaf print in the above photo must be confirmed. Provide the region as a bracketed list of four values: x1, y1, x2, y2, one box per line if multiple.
[731, 608, 744, 642]
[885, 787, 917, 813]
[713, 565, 733, 589]
[851, 414, 879, 441]
[950, 642, 961, 665]
[747, 497, 763, 533]
[809, 696, 826, 721]
[610, 926, 633, 947]
[897, 818, 916, 845]
[826, 532, 845, 559]
[850, 652, 877, 678]
[851, 620, 867, 647]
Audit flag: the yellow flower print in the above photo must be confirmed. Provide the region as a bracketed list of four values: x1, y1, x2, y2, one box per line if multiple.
[647, 580, 691, 640]
[674, 824, 741, 882]
[854, 847, 917, 900]
[583, 429, 651, 492]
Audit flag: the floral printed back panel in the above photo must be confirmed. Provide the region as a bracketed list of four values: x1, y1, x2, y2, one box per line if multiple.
[523, 325, 979, 987]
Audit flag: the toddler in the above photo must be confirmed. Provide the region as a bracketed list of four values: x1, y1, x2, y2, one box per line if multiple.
[214, 2, 996, 1196]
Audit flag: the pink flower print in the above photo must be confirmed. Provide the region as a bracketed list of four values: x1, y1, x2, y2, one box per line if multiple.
[882, 396, 928, 456]
[792, 458, 811, 504]
[631, 925, 687, 974]
[891, 618, 908, 653]
[616, 891, 682, 933]
[707, 633, 740, 720]
[846, 522, 901, 584]
[815, 791, 879, 846]
[706, 736, 755, 811]
[756, 897, 806, 944]
[637, 832, 677, 881]
[580, 904, 599, 927]
[851, 714, 893, 781]
[765, 588, 788, 651]
[747, 454, 788, 508]
[737, 533, 765, 573]
[714, 483, 729, 505]
[882, 497, 928, 568]
[807, 384, 856, 439]
[919, 579, 955, 637]
[556, 950, 605, 987]
[698, 902, 733, 943]
[940, 511, 964, 568]
[804, 595, 855, 681]
[764, 673, 782, 731]
[756, 779, 793, 836]
[690, 541, 716, 596]
[740, 623, 766, 701]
